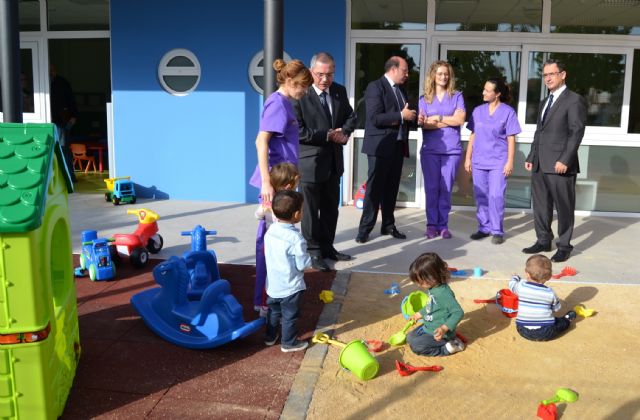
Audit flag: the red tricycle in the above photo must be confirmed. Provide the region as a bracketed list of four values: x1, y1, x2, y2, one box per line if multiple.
[112, 208, 163, 268]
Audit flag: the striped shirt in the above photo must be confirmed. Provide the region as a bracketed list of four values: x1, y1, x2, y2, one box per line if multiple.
[508, 275, 561, 328]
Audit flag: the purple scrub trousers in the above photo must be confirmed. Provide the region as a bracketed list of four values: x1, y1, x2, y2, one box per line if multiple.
[421, 153, 461, 230]
[254, 219, 268, 307]
[472, 167, 507, 235]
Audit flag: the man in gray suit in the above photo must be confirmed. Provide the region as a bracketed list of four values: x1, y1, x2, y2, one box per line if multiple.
[523, 58, 587, 262]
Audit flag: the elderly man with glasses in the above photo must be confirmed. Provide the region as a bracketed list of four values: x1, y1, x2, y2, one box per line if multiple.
[291, 52, 357, 272]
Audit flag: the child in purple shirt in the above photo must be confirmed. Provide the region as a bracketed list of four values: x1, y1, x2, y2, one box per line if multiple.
[464, 78, 521, 244]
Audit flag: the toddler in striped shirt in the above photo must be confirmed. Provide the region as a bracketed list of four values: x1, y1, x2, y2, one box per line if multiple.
[509, 254, 576, 341]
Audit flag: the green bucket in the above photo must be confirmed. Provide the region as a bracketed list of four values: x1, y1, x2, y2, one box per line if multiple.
[401, 291, 430, 319]
[339, 340, 380, 380]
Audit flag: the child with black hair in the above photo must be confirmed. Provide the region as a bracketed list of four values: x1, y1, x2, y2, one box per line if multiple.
[406, 252, 465, 356]
[263, 190, 311, 352]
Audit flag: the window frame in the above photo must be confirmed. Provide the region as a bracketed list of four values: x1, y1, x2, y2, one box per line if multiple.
[346, 37, 426, 207]
[439, 42, 523, 137]
[345, 0, 640, 216]
[520, 43, 635, 142]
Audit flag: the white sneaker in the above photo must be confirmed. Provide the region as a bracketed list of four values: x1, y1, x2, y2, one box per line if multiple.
[281, 340, 309, 353]
[445, 337, 466, 355]
[264, 332, 279, 346]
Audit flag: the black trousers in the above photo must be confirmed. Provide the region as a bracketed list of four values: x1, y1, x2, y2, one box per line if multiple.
[531, 170, 576, 251]
[358, 141, 404, 236]
[300, 172, 341, 257]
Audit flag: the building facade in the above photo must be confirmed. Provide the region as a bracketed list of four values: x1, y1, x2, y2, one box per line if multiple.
[4, 0, 640, 213]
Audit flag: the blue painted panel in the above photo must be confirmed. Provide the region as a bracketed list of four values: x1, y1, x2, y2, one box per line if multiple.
[113, 91, 246, 201]
[110, 0, 347, 202]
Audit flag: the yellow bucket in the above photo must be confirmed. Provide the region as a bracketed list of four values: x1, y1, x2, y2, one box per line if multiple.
[338, 340, 380, 380]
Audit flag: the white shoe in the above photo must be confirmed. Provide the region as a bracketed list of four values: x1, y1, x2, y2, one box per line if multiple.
[445, 337, 466, 355]
[264, 333, 279, 346]
[281, 340, 309, 353]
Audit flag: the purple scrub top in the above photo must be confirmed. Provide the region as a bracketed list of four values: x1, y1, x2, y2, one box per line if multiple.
[419, 91, 465, 155]
[467, 103, 521, 170]
[249, 92, 300, 188]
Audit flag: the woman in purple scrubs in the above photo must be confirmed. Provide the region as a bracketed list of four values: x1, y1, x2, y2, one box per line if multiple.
[418, 61, 466, 239]
[250, 59, 312, 311]
[464, 77, 521, 244]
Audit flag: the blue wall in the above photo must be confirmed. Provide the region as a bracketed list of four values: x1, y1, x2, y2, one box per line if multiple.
[110, 0, 347, 202]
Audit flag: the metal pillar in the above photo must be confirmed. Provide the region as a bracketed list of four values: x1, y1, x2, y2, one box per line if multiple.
[263, 0, 283, 101]
[0, 0, 22, 123]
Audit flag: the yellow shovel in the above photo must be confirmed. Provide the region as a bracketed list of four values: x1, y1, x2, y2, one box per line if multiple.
[312, 332, 346, 348]
[573, 304, 595, 318]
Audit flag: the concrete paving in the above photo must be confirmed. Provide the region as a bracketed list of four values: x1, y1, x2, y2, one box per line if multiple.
[71, 192, 640, 285]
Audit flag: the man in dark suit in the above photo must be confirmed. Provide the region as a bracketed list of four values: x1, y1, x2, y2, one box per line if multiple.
[356, 56, 416, 243]
[524, 58, 587, 262]
[293, 52, 357, 271]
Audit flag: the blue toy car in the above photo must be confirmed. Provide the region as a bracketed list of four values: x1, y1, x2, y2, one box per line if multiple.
[80, 230, 116, 281]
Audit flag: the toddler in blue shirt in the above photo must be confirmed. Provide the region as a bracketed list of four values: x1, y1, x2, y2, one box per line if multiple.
[264, 190, 311, 352]
[509, 254, 576, 341]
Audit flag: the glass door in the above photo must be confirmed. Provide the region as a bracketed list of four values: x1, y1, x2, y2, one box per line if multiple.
[0, 40, 47, 123]
[347, 40, 424, 207]
[440, 44, 531, 209]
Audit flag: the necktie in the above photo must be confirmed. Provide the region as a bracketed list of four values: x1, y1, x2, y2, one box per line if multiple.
[319, 91, 332, 124]
[394, 85, 405, 140]
[393, 85, 405, 110]
[542, 94, 554, 124]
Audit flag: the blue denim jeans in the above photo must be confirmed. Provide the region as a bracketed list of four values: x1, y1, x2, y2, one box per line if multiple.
[266, 290, 304, 347]
[406, 326, 449, 356]
[516, 315, 572, 341]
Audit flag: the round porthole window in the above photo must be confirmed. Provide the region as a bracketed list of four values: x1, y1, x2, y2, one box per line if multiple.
[248, 50, 292, 95]
[158, 49, 201, 96]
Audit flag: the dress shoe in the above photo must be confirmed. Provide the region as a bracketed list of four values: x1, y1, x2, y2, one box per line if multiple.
[440, 228, 452, 239]
[355, 233, 369, 244]
[381, 226, 406, 240]
[551, 250, 571, 263]
[324, 251, 352, 261]
[310, 256, 331, 272]
[522, 242, 552, 254]
[491, 235, 505, 245]
[470, 231, 490, 240]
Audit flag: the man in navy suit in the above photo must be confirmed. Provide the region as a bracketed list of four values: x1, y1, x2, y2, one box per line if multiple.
[292, 52, 357, 271]
[524, 58, 587, 262]
[356, 56, 416, 243]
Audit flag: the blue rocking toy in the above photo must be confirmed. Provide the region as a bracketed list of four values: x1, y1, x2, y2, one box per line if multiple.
[181, 225, 221, 300]
[131, 256, 265, 349]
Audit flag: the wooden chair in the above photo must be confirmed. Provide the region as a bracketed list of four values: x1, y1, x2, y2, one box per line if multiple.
[70, 143, 97, 173]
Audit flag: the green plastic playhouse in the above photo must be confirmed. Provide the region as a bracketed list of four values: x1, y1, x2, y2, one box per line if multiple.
[0, 123, 79, 419]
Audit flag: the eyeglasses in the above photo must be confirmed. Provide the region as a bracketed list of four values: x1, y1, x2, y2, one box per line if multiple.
[313, 71, 334, 79]
[542, 71, 563, 78]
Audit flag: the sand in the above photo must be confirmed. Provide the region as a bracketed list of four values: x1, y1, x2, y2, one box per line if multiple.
[306, 272, 640, 419]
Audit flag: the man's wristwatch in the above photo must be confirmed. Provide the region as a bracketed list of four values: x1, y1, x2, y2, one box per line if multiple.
[438, 115, 443, 122]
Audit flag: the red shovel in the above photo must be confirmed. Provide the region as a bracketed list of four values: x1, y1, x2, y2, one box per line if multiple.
[551, 266, 577, 279]
[395, 360, 443, 376]
[473, 298, 496, 304]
